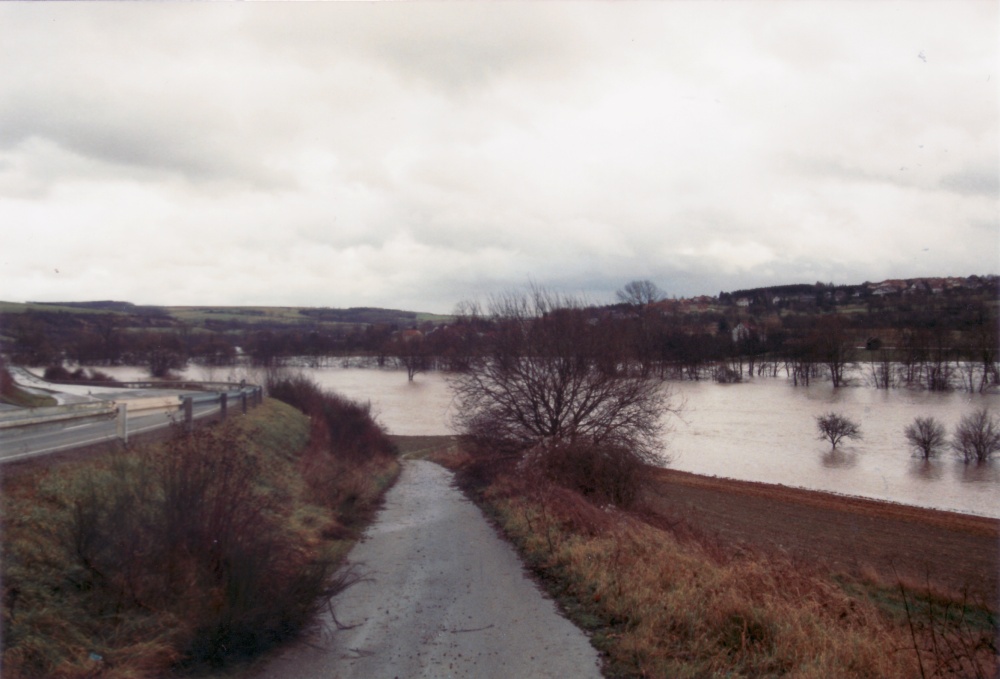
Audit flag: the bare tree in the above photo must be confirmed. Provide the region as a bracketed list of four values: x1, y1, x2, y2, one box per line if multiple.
[814, 317, 855, 388]
[388, 331, 429, 382]
[904, 416, 947, 459]
[971, 311, 1000, 392]
[952, 408, 1000, 463]
[869, 347, 895, 390]
[140, 332, 186, 378]
[614, 280, 667, 377]
[898, 329, 927, 387]
[616, 279, 665, 308]
[450, 288, 676, 502]
[922, 327, 954, 391]
[815, 412, 861, 450]
[786, 337, 818, 387]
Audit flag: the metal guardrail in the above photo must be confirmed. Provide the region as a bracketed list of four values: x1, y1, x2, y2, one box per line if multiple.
[0, 401, 117, 428]
[0, 379, 264, 461]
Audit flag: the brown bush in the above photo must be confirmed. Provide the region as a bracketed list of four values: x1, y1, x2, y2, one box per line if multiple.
[3, 396, 399, 677]
[268, 372, 395, 464]
[538, 441, 648, 508]
[42, 365, 119, 384]
[62, 422, 343, 670]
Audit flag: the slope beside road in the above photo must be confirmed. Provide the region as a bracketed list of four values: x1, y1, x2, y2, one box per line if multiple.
[248, 459, 603, 679]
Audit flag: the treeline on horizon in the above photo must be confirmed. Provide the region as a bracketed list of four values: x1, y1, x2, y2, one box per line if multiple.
[0, 274, 996, 393]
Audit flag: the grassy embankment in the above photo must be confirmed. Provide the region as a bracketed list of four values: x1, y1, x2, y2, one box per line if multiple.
[2, 379, 399, 678]
[0, 360, 56, 407]
[426, 444, 995, 678]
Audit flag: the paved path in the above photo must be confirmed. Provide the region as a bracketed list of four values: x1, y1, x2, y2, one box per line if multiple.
[250, 460, 603, 679]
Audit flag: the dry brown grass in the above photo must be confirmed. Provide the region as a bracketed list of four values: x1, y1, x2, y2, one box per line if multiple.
[473, 470, 923, 678]
[404, 436, 998, 676]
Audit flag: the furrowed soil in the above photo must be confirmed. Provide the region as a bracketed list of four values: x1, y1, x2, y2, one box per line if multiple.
[642, 467, 999, 607]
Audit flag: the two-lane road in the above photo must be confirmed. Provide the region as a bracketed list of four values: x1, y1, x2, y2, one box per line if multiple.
[0, 401, 222, 463]
[1, 370, 250, 463]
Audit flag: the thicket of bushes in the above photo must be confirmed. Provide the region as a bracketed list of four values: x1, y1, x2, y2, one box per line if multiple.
[266, 373, 399, 529]
[41, 365, 118, 384]
[1, 378, 398, 678]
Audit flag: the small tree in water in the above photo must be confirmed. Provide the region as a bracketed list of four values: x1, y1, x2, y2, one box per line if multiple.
[952, 408, 1000, 463]
[904, 416, 947, 459]
[815, 412, 861, 450]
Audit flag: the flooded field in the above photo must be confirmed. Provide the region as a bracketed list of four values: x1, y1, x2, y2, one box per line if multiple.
[92, 364, 1000, 518]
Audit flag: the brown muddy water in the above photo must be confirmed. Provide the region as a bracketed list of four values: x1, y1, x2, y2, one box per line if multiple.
[92, 364, 1000, 518]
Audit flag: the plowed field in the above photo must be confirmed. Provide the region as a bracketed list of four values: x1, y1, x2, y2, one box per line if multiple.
[642, 467, 999, 607]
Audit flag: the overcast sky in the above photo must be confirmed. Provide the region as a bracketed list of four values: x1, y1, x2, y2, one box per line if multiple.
[0, 2, 996, 314]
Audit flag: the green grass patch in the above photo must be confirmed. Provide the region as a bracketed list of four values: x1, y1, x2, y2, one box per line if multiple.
[1, 363, 57, 407]
[0, 384, 57, 408]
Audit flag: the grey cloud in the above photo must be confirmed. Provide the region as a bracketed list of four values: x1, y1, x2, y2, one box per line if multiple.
[0, 2, 996, 314]
[247, 4, 582, 94]
[783, 155, 926, 192]
[0, 98, 290, 191]
[940, 166, 1000, 198]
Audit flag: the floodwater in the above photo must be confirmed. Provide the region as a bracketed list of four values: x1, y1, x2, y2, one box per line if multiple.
[90, 364, 1000, 519]
[662, 378, 999, 519]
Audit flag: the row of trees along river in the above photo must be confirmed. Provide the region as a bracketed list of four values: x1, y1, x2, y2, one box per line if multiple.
[3, 277, 997, 393]
[4, 279, 997, 517]
[19, 281, 993, 521]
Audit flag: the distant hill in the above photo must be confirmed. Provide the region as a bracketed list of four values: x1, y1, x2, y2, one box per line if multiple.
[1, 301, 452, 333]
[32, 300, 170, 316]
[716, 275, 997, 310]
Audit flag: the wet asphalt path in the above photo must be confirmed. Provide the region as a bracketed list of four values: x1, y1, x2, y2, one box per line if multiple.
[249, 459, 603, 679]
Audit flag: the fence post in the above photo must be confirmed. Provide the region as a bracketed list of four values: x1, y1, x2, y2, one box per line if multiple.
[184, 396, 194, 433]
[241, 391, 248, 414]
[117, 403, 128, 444]
[220, 392, 228, 421]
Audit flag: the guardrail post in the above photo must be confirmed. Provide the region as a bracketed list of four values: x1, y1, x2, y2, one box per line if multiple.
[220, 392, 228, 421]
[184, 396, 194, 433]
[117, 403, 128, 444]
[241, 391, 248, 414]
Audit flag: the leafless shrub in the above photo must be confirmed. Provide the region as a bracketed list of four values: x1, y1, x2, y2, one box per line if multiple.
[539, 440, 648, 507]
[714, 365, 743, 384]
[65, 423, 344, 668]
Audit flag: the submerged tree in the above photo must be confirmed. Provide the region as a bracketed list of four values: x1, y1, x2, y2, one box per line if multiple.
[815, 412, 862, 450]
[387, 331, 430, 382]
[903, 416, 947, 459]
[138, 332, 186, 378]
[952, 408, 1000, 463]
[814, 316, 854, 388]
